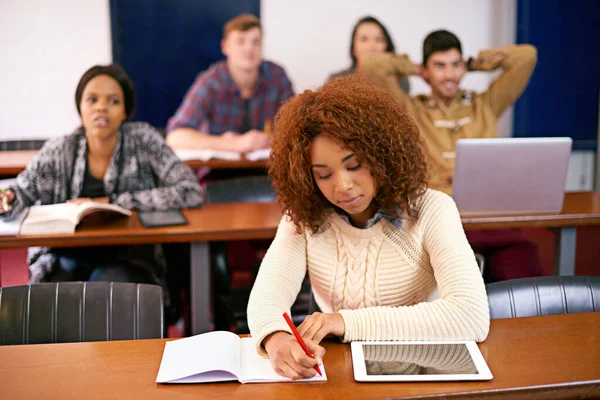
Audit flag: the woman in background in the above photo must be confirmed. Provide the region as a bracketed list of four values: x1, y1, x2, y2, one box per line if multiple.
[329, 16, 410, 94]
[0, 65, 203, 306]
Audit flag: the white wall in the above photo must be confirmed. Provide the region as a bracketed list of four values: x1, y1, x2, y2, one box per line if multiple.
[1, 0, 516, 140]
[261, 0, 517, 137]
[567, 151, 595, 192]
[0, 0, 112, 140]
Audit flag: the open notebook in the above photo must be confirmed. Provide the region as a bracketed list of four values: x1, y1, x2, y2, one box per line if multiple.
[175, 148, 271, 162]
[156, 331, 327, 384]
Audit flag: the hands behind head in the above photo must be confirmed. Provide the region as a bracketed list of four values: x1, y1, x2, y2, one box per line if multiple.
[469, 51, 507, 71]
[263, 312, 344, 380]
[0, 189, 15, 214]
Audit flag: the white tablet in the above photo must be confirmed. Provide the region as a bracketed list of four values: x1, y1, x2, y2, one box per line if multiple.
[351, 341, 493, 382]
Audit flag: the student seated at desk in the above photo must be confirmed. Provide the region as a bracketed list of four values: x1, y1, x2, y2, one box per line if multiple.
[0, 65, 202, 307]
[359, 30, 543, 283]
[247, 76, 490, 380]
[328, 15, 409, 94]
[166, 14, 294, 154]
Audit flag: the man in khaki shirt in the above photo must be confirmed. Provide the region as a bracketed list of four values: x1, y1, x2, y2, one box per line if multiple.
[360, 30, 543, 282]
[360, 30, 537, 194]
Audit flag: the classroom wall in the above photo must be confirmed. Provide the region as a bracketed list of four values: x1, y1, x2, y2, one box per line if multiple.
[1, 0, 595, 191]
[0, 0, 112, 140]
[1, 0, 516, 141]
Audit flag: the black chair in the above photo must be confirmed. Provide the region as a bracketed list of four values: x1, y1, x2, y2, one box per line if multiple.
[204, 175, 277, 204]
[0, 282, 164, 345]
[486, 276, 600, 319]
[0, 139, 46, 151]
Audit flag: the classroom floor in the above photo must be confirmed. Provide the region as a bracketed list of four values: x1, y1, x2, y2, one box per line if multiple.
[1, 226, 599, 337]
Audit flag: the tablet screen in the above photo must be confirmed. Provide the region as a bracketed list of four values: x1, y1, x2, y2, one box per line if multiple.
[138, 210, 188, 228]
[363, 343, 478, 376]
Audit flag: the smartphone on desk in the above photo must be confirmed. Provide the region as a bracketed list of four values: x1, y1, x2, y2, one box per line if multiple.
[138, 209, 188, 228]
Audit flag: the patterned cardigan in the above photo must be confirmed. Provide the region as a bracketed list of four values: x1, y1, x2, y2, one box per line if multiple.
[2, 122, 203, 288]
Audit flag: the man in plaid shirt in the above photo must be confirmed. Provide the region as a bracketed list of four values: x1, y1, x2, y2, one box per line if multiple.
[166, 14, 294, 152]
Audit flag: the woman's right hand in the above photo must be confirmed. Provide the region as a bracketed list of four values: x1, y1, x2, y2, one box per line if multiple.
[0, 189, 15, 214]
[263, 331, 326, 380]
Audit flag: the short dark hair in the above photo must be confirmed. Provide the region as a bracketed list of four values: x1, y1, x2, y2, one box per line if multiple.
[423, 30, 462, 66]
[75, 64, 136, 120]
[350, 16, 395, 68]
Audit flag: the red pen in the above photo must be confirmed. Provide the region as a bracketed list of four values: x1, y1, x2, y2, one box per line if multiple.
[282, 312, 322, 376]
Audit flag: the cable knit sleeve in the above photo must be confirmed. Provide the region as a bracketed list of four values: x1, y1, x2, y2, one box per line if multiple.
[339, 191, 490, 343]
[247, 215, 308, 356]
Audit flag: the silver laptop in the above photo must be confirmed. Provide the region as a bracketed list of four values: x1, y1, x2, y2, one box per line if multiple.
[452, 137, 572, 216]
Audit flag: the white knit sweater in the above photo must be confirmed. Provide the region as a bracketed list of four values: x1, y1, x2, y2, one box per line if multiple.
[247, 190, 490, 356]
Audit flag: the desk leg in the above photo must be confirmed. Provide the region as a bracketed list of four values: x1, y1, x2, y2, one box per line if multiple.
[190, 241, 212, 334]
[553, 227, 576, 276]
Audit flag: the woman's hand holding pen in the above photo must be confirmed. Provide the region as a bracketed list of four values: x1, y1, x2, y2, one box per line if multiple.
[298, 312, 345, 344]
[0, 189, 15, 214]
[263, 331, 325, 380]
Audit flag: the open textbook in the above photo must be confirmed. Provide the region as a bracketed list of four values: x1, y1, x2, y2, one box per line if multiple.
[0, 209, 28, 236]
[175, 148, 271, 162]
[19, 202, 131, 235]
[156, 331, 327, 384]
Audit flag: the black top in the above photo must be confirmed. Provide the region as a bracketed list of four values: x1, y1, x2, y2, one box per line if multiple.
[240, 99, 251, 133]
[80, 163, 106, 198]
[55, 161, 154, 269]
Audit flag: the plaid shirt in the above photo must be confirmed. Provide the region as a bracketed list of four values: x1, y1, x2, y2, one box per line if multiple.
[167, 60, 294, 135]
[337, 206, 403, 229]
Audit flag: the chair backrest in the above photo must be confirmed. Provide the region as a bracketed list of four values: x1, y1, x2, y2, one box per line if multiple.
[486, 276, 600, 319]
[204, 175, 276, 204]
[474, 253, 485, 276]
[0, 282, 163, 345]
[0, 139, 46, 151]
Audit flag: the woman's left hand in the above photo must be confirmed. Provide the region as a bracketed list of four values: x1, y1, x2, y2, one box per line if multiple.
[297, 312, 345, 344]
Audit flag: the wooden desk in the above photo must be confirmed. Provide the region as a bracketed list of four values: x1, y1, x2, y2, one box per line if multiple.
[185, 157, 268, 170]
[0, 313, 598, 400]
[462, 191, 600, 276]
[0, 202, 281, 334]
[0, 150, 267, 177]
[0, 202, 280, 249]
[1, 193, 600, 334]
[0, 150, 38, 176]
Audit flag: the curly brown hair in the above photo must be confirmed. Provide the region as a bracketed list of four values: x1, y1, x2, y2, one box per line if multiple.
[269, 74, 430, 233]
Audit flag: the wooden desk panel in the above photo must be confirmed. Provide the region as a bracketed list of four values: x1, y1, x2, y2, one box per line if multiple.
[185, 157, 268, 170]
[0, 313, 598, 400]
[0, 202, 281, 249]
[0, 150, 267, 176]
[1, 192, 600, 249]
[0, 150, 37, 176]
[461, 191, 600, 230]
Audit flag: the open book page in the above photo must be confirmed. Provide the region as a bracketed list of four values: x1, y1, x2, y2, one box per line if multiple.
[240, 337, 327, 383]
[156, 331, 242, 383]
[244, 148, 271, 161]
[75, 202, 131, 223]
[175, 149, 242, 162]
[0, 209, 28, 236]
[20, 203, 80, 235]
[23, 203, 80, 225]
